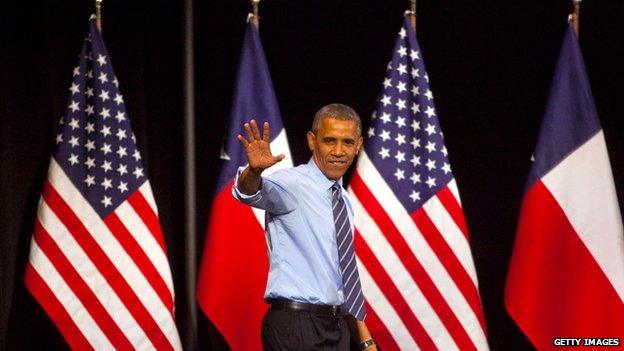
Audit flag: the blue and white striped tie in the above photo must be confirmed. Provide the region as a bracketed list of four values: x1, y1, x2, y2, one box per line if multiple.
[331, 183, 366, 320]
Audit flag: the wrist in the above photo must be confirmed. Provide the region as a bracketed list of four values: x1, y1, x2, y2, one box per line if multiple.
[359, 338, 376, 350]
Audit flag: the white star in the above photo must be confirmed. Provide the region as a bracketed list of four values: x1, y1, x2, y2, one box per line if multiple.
[101, 177, 112, 190]
[397, 46, 407, 57]
[85, 104, 95, 116]
[99, 90, 110, 102]
[85, 157, 95, 169]
[411, 68, 420, 79]
[59, 118, 64, 125]
[410, 154, 421, 167]
[115, 111, 126, 122]
[425, 89, 433, 100]
[396, 81, 406, 93]
[132, 150, 141, 161]
[425, 106, 436, 118]
[69, 82, 80, 95]
[411, 86, 420, 96]
[371, 111, 377, 120]
[442, 163, 451, 174]
[441, 146, 448, 157]
[100, 125, 111, 137]
[85, 140, 95, 151]
[395, 150, 405, 163]
[100, 107, 111, 119]
[118, 181, 128, 193]
[114, 94, 124, 105]
[383, 78, 392, 89]
[426, 176, 437, 188]
[395, 117, 406, 128]
[399, 28, 406, 39]
[116, 146, 127, 158]
[410, 50, 420, 61]
[133, 167, 144, 179]
[425, 73, 429, 82]
[96, 54, 107, 66]
[411, 102, 420, 114]
[113, 77, 119, 87]
[410, 172, 421, 184]
[101, 160, 112, 173]
[101, 196, 112, 208]
[69, 100, 80, 112]
[97, 72, 108, 84]
[116, 129, 127, 140]
[426, 158, 436, 171]
[101, 143, 112, 155]
[395, 133, 406, 146]
[69, 136, 79, 147]
[86, 87, 94, 98]
[73, 66, 80, 76]
[67, 120, 79, 132]
[378, 147, 390, 159]
[411, 120, 420, 131]
[380, 112, 391, 124]
[380, 95, 392, 107]
[367, 127, 375, 138]
[379, 130, 391, 142]
[85, 122, 95, 133]
[409, 190, 420, 202]
[425, 123, 436, 135]
[425, 141, 436, 153]
[84, 175, 95, 187]
[397, 64, 407, 75]
[411, 137, 421, 149]
[68, 153, 79, 165]
[55, 133, 63, 144]
[132, 133, 136, 143]
[117, 163, 128, 176]
[394, 168, 405, 181]
[386, 62, 393, 71]
[87, 70, 93, 79]
[396, 99, 406, 110]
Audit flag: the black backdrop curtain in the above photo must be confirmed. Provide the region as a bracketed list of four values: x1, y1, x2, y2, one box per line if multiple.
[2, 1, 623, 350]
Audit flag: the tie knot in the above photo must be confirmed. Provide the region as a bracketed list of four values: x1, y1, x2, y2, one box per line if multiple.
[332, 183, 341, 196]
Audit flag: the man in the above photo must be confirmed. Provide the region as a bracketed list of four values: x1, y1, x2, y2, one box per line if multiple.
[234, 104, 378, 350]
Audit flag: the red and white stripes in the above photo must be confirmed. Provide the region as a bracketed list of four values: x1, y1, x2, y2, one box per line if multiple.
[25, 159, 181, 350]
[349, 151, 488, 351]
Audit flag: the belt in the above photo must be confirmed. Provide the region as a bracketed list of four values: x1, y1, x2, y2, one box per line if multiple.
[269, 299, 342, 317]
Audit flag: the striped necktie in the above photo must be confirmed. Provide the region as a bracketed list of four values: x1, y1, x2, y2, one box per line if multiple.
[331, 183, 366, 320]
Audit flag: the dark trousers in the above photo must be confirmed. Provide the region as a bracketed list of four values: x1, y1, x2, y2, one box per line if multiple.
[261, 308, 351, 351]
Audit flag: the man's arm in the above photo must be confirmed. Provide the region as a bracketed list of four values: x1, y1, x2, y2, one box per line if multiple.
[345, 316, 378, 351]
[236, 119, 284, 195]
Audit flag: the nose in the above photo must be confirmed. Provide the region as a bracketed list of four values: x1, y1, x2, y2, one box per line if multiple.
[332, 142, 346, 157]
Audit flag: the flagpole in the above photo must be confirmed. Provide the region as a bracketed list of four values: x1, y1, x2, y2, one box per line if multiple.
[407, 0, 417, 33]
[251, 0, 260, 27]
[95, 0, 103, 32]
[569, 0, 581, 35]
[183, 0, 198, 347]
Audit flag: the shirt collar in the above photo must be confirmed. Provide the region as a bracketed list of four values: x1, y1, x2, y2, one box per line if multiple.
[307, 157, 343, 192]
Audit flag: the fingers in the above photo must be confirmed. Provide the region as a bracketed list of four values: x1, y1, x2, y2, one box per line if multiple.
[274, 154, 285, 162]
[262, 121, 271, 142]
[250, 119, 262, 140]
[236, 134, 249, 148]
[243, 122, 254, 143]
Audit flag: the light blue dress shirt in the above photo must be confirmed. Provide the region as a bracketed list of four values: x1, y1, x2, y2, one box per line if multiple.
[232, 158, 355, 305]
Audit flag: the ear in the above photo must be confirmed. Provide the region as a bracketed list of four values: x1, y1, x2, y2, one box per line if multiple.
[355, 136, 364, 154]
[306, 131, 315, 151]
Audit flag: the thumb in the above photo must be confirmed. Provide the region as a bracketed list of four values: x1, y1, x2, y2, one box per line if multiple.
[274, 154, 285, 162]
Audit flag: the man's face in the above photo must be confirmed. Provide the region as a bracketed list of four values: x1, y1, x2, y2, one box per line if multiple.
[307, 117, 363, 180]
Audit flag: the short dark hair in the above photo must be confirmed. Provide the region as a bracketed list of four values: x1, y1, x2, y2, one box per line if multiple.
[312, 103, 362, 136]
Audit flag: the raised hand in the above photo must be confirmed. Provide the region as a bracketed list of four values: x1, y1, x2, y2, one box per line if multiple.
[237, 119, 285, 174]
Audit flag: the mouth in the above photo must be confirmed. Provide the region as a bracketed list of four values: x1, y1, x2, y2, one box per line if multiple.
[328, 160, 347, 166]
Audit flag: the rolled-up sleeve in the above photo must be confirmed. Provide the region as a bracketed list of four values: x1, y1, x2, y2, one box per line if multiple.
[232, 166, 297, 214]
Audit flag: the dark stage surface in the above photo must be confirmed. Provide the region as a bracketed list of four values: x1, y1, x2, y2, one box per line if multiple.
[2, 1, 623, 350]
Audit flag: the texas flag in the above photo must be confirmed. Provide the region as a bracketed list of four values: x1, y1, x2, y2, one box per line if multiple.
[196, 16, 292, 351]
[505, 25, 624, 349]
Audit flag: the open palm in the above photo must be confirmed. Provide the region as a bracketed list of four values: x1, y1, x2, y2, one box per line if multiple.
[237, 119, 284, 172]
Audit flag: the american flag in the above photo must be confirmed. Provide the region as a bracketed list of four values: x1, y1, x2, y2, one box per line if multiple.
[24, 19, 182, 350]
[348, 17, 489, 350]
